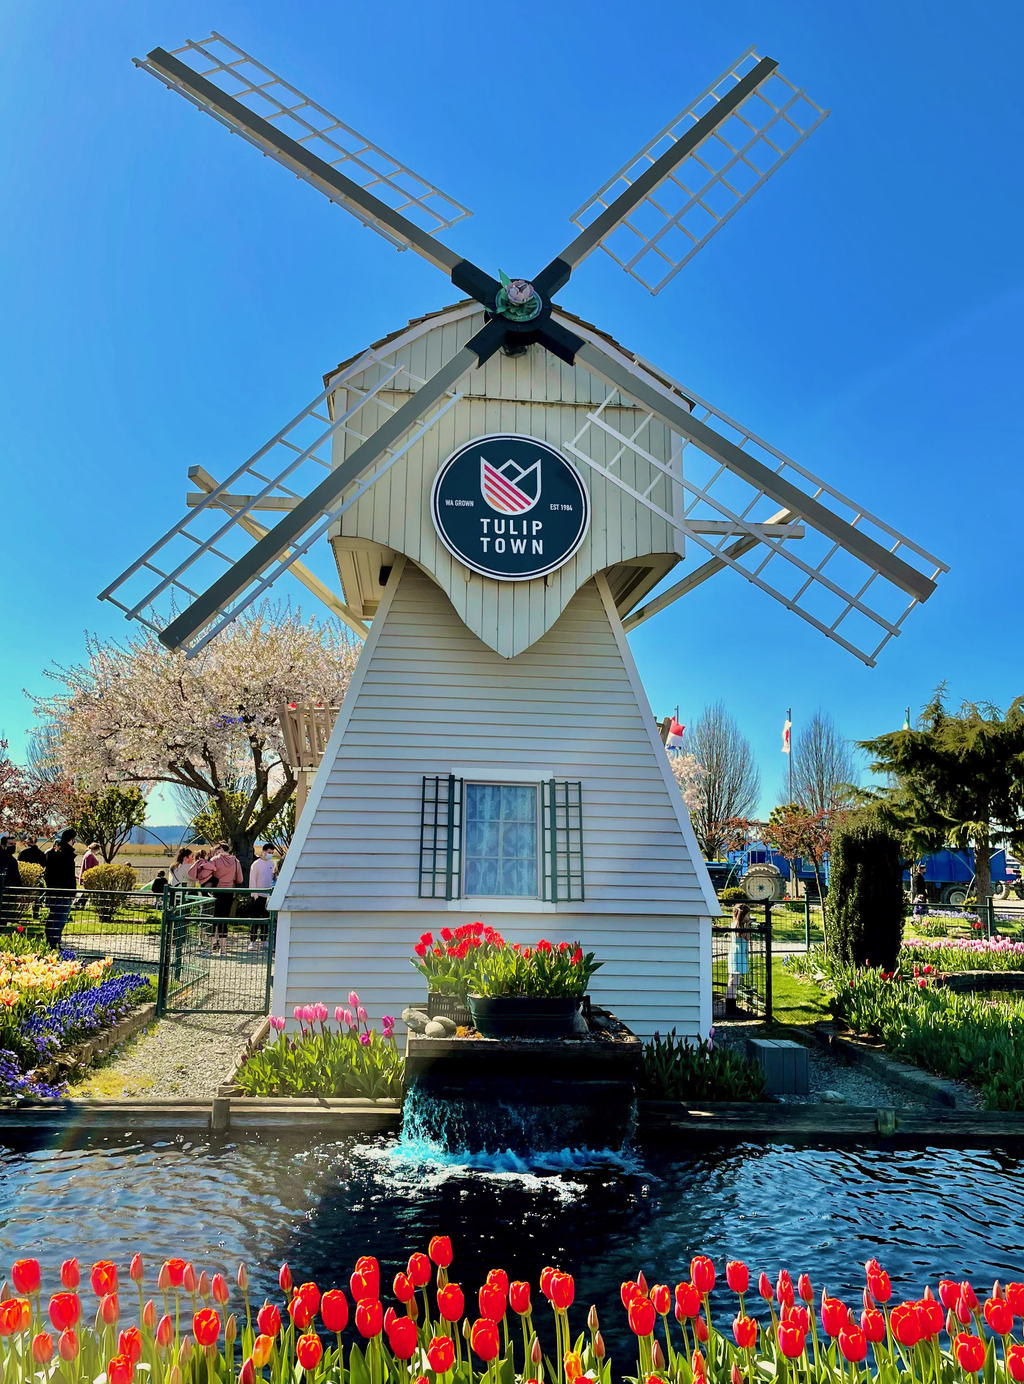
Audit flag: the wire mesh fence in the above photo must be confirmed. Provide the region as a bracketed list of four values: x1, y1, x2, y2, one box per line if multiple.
[712, 901, 772, 1021]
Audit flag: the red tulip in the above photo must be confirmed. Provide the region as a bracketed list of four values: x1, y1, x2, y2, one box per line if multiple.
[91, 1262, 118, 1297]
[938, 1279, 961, 1309]
[211, 1275, 229, 1307]
[182, 1265, 197, 1295]
[890, 1302, 921, 1348]
[257, 1303, 282, 1337]
[861, 1308, 885, 1343]
[278, 1264, 293, 1295]
[674, 1283, 700, 1319]
[783, 1305, 810, 1335]
[726, 1261, 749, 1295]
[866, 1267, 891, 1303]
[821, 1295, 850, 1338]
[985, 1297, 1013, 1334]
[487, 1269, 509, 1296]
[437, 1284, 464, 1323]
[252, 1335, 274, 1369]
[107, 1354, 134, 1384]
[408, 1254, 431, 1289]
[776, 1322, 807, 1360]
[731, 1366, 743, 1384]
[239, 1358, 256, 1384]
[350, 1271, 377, 1303]
[690, 1258, 715, 1295]
[289, 1285, 320, 1331]
[119, 1328, 142, 1364]
[839, 1327, 867, 1363]
[953, 1334, 986, 1373]
[510, 1282, 531, 1316]
[650, 1284, 671, 1315]
[163, 1260, 186, 1289]
[143, 1301, 156, 1331]
[61, 1260, 80, 1291]
[156, 1316, 174, 1349]
[129, 1256, 144, 1286]
[550, 1273, 574, 1312]
[394, 1272, 415, 1304]
[540, 1268, 557, 1301]
[777, 1271, 794, 1304]
[478, 1284, 506, 1322]
[100, 1294, 120, 1326]
[0, 1300, 25, 1337]
[594, 1332, 605, 1359]
[637, 1271, 649, 1296]
[387, 1317, 418, 1360]
[732, 1314, 757, 1348]
[621, 1282, 644, 1309]
[694, 1315, 709, 1345]
[1007, 1345, 1024, 1383]
[355, 1299, 383, 1338]
[32, 1332, 54, 1364]
[1006, 1284, 1024, 1318]
[383, 1307, 397, 1335]
[193, 1309, 220, 1348]
[960, 1283, 979, 1310]
[470, 1318, 500, 1362]
[428, 1237, 453, 1268]
[49, 1293, 81, 1331]
[58, 1329, 79, 1362]
[758, 1273, 773, 1303]
[296, 1334, 322, 1372]
[797, 1274, 813, 1305]
[427, 1335, 455, 1373]
[691, 1350, 707, 1378]
[917, 1297, 943, 1339]
[321, 1290, 349, 1333]
[12, 1260, 41, 1296]
[628, 1298, 656, 1337]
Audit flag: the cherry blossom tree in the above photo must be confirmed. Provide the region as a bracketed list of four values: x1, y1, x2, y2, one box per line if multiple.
[36, 606, 360, 873]
[667, 750, 704, 813]
[0, 741, 74, 840]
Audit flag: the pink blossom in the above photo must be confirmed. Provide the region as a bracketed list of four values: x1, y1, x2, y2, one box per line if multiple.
[293, 1006, 303, 1022]
[382, 1015, 395, 1033]
[359, 1032, 371, 1046]
[349, 991, 360, 1007]
[357, 1006, 368, 1022]
[301, 1004, 316, 1023]
[269, 1016, 286, 1031]
[334, 1006, 345, 1023]
[342, 1008, 353, 1027]
[314, 1002, 329, 1023]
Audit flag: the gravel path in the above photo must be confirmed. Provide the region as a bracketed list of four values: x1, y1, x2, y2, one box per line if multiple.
[69, 1012, 260, 1100]
[715, 1020, 984, 1109]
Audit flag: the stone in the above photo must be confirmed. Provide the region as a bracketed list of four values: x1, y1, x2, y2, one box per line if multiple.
[571, 1010, 589, 1035]
[402, 1007, 430, 1033]
[424, 1020, 449, 1039]
[431, 1014, 458, 1036]
[820, 1089, 846, 1103]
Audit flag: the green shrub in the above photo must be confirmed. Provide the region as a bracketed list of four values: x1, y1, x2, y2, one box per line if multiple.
[3, 862, 45, 924]
[825, 813, 904, 970]
[720, 887, 748, 904]
[783, 900, 805, 913]
[81, 862, 139, 924]
[641, 1029, 767, 1102]
[17, 862, 43, 888]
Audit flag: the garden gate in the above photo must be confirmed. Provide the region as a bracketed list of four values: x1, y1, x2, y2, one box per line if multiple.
[157, 888, 276, 1016]
[712, 901, 773, 1021]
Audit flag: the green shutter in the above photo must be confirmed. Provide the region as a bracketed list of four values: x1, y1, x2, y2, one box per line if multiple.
[542, 780, 584, 902]
[419, 775, 463, 900]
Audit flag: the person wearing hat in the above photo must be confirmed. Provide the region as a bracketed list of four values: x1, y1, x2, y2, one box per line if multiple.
[43, 829, 77, 950]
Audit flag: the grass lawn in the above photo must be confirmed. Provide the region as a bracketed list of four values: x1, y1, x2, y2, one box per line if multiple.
[771, 957, 832, 1027]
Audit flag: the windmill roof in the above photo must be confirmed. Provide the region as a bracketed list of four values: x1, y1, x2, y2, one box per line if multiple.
[323, 299, 693, 407]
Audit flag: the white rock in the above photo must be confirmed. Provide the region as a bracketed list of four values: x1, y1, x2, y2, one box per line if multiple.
[820, 1089, 846, 1103]
[423, 1020, 449, 1038]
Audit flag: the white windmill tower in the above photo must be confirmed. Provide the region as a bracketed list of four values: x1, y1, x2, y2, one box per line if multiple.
[101, 36, 946, 1036]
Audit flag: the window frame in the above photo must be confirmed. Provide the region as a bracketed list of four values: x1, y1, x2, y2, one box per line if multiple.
[461, 779, 543, 901]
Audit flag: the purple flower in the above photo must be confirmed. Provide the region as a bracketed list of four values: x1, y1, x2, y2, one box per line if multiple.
[359, 1032, 371, 1046]
[382, 1015, 395, 1033]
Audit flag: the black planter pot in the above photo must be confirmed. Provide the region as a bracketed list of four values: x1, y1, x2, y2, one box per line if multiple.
[467, 993, 580, 1039]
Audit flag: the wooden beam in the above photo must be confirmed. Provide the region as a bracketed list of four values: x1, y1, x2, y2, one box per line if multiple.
[187, 468, 369, 639]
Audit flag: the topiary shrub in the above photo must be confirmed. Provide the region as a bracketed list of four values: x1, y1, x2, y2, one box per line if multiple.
[81, 862, 139, 924]
[720, 886, 748, 905]
[3, 862, 45, 924]
[825, 813, 904, 970]
[17, 862, 44, 889]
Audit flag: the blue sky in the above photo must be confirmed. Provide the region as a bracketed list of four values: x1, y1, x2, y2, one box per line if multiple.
[2, 0, 1021, 822]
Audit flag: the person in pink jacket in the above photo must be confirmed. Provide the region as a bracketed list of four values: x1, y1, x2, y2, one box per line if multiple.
[208, 841, 242, 954]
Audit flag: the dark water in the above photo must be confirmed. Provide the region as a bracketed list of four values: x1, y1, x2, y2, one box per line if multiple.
[2, 1130, 1022, 1361]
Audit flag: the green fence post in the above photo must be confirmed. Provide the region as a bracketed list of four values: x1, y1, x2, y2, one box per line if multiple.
[765, 900, 773, 1023]
[263, 913, 277, 1016]
[156, 888, 171, 1017]
[985, 896, 994, 940]
[804, 896, 811, 951]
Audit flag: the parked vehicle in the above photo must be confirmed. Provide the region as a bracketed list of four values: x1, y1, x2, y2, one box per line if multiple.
[725, 843, 827, 901]
[903, 848, 1020, 906]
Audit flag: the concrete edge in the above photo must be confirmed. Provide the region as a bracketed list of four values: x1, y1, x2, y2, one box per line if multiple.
[800, 1024, 967, 1107]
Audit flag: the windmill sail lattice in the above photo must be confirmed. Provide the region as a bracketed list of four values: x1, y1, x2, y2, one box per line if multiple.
[569, 47, 828, 294]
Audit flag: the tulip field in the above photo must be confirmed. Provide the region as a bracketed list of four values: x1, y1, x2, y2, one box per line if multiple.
[4, 1241, 1024, 1384]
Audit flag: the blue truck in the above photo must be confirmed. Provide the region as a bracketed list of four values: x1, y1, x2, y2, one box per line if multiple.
[706, 843, 1021, 904]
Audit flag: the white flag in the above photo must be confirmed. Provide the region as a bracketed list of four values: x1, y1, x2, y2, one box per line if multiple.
[782, 718, 792, 755]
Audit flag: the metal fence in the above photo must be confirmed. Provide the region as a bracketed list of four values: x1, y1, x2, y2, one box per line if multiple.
[0, 884, 275, 1017]
[712, 900, 772, 1021]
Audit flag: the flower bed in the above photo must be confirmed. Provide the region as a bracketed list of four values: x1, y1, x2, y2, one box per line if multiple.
[412, 923, 601, 999]
[235, 994, 402, 1099]
[641, 1029, 767, 1102]
[0, 948, 153, 1098]
[902, 937, 1024, 971]
[4, 1243, 1024, 1384]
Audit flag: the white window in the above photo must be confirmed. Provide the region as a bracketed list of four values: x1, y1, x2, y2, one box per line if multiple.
[463, 783, 539, 897]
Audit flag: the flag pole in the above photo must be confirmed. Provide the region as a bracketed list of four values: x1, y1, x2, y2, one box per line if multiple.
[787, 706, 793, 805]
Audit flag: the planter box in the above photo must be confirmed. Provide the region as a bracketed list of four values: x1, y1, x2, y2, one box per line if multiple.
[28, 1001, 157, 1086]
[467, 994, 579, 1039]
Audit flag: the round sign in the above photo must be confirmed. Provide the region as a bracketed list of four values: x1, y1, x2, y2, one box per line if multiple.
[430, 433, 590, 582]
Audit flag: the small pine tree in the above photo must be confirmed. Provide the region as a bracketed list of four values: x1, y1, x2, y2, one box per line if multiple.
[825, 812, 904, 970]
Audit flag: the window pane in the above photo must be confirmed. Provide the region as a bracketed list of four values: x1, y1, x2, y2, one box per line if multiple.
[464, 783, 538, 897]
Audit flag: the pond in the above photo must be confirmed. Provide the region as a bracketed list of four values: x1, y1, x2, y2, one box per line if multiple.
[2, 1131, 1022, 1360]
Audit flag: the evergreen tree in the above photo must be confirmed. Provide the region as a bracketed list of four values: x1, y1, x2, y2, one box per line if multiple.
[825, 812, 904, 970]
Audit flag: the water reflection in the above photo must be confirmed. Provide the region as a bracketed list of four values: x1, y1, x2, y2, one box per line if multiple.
[0, 1133, 1022, 1363]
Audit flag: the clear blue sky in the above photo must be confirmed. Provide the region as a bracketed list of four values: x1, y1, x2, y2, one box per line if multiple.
[2, 0, 1021, 822]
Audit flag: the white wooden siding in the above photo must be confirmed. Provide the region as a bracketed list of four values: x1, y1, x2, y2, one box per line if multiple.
[273, 558, 712, 1037]
[328, 305, 681, 657]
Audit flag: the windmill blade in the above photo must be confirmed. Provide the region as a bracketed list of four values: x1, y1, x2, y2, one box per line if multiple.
[560, 322, 947, 667]
[136, 33, 471, 273]
[541, 47, 828, 297]
[100, 318, 507, 656]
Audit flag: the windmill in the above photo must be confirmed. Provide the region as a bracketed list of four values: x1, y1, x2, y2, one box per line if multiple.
[99, 36, 946, 1035]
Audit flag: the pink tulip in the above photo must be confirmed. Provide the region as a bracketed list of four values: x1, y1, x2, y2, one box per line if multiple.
[357, 1006, 368, 1022]
[293, 1006, 303, 1022]
[342, 1009, 353, 1027]
[301, 1004, 316, 1023]
[335, 1007, 345, 1023]
[349, 991, 359, 1007]
[269, 1016, 285, 1032]
[314, 1003, 329, 1023]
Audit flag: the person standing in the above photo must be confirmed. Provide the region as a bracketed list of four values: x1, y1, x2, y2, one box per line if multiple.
[727, 900, 752, 1013]
[43, 829, 77, 951]
[208, 841, 242, 954]
[17, 837, 47, 919]
[247, 843, 276, 949]
[0, 838, 20, 927]
[78, 842, 101, 881]
[170, 847, 195, 887]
